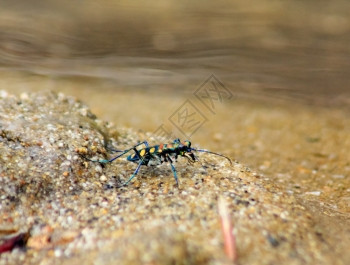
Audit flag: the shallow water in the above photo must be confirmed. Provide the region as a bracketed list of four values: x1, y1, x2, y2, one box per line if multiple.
[1, 0, 350, 105]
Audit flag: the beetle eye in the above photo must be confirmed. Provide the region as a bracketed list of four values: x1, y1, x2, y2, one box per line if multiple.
[185, 140, 191, 147]
[173, 138, 181, 144]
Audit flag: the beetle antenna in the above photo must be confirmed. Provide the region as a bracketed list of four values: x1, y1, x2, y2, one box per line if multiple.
[106, 146, 125, 153]
[191, 148, 232, 166]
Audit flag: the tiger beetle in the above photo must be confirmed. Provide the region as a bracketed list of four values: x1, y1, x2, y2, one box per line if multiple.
[83, 138, 232, 187]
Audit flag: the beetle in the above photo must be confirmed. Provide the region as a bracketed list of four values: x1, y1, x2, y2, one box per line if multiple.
[83, 138, 232, 187]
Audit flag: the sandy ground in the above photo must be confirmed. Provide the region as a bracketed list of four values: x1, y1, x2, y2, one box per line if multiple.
[0, 75, 349, 264]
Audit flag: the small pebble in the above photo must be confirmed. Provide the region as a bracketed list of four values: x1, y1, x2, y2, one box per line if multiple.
[95, 165, 103, 173]
[20, 92, 29, 100]
[54, 248, 62, 258]
[305, 191, 321, 196]
[0, 90, 8, 98]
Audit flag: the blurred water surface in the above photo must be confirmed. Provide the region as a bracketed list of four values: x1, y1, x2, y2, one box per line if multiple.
[1, 0, 350, 106]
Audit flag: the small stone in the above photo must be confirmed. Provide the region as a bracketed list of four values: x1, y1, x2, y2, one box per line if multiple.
[27, 234, 51, 250]
[305, 191, 321, 196]
[79, 108, 88, 117]
[95, 165, 103, 173]
[76, 147, 88, 154]
[267, 234, 280, 247]
[0, 90, 8, 98]
[54, 248, 62, 257]
[100, 175, 107, 182]
[20, 92, 29, 100]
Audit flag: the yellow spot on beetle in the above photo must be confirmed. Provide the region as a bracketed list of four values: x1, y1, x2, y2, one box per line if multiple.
[140, 149, 146, 156]
[150, 147, 155, 153]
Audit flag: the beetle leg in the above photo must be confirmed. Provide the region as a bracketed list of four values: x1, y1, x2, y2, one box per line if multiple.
[120, 159, 143, 186]
[166, 154, 179, 187]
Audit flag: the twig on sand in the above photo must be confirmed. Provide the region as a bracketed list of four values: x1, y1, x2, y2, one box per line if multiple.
[218, 196, 237, 262]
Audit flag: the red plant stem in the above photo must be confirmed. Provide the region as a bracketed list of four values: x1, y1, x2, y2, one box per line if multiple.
[218, 196, 237, 262]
